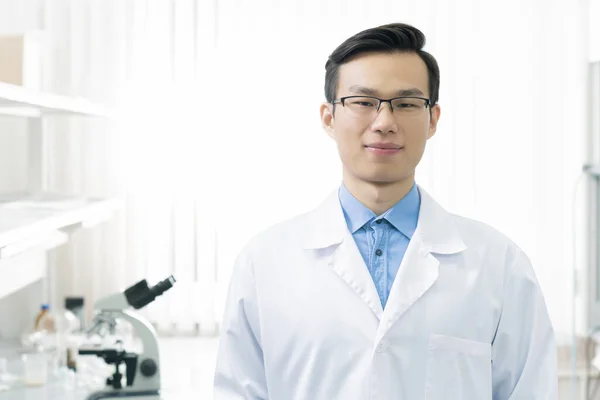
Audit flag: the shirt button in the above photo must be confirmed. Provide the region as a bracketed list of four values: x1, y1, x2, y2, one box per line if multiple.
[376, 219, 382, 224]
[375, 249, 382, 256]
[376, 340, 388, 353]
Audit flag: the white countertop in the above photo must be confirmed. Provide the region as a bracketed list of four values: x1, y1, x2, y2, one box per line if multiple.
[0, 386, 205, 400]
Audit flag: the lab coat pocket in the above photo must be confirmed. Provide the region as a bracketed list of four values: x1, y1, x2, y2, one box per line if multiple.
[424, 334, 492, 400]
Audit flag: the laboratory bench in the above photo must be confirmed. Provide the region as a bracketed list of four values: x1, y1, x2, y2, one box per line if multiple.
[0, 336, 219, 400]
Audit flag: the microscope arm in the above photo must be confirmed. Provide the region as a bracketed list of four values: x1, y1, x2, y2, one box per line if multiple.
[98, 310, 160, 356]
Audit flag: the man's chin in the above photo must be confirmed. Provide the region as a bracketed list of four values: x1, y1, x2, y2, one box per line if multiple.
[361, 174, 413, 186]
[343, 165, 414, 186]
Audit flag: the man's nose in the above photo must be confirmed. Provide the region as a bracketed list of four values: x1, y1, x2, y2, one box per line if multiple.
[371, 102, 398, 133]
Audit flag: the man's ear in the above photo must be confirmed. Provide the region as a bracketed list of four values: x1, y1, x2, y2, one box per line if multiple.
[320, 103, 335, 139]
[427, 104, 441, 139]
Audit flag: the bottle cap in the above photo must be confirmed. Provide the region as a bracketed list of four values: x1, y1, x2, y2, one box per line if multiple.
[65, 297, 84, 310]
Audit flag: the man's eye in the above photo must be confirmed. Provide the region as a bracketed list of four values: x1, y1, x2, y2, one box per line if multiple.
[352, 101, 375, 107]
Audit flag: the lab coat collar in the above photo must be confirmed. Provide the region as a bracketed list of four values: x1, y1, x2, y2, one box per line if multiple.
[414, 186, 467, 255]
[301, 188, 350, 250]
[302, 185, 467, 255]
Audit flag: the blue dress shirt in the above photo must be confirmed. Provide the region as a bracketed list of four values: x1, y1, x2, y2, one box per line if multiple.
[338, 183, 420, 308]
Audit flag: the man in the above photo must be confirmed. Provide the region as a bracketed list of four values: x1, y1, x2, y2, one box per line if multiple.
[214, 23, 558, 399]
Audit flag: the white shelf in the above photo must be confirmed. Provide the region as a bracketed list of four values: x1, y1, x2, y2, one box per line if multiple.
[0, 193, 122, 260]
[0, 81, 112, 118]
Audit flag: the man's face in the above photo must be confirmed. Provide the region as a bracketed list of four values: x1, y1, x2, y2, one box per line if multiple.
[320, 52, 440, 186]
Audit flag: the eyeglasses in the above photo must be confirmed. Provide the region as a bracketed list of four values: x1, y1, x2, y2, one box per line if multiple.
[332, 96, 431, 119]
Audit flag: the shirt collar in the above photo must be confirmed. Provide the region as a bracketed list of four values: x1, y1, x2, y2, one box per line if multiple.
[338, 184, 376, 234]
[338, 182, 421, 239]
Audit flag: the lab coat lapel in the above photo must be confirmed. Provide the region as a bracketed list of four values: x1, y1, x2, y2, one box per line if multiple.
[375, 235, 439, 343]
[329, 235, 384, 319]
[302, 186, 467, 330]
[375, 186, 467, 343]
[302, 190, 383, 320]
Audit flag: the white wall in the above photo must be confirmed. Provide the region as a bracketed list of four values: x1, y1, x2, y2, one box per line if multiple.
[591, 0, 600, 63]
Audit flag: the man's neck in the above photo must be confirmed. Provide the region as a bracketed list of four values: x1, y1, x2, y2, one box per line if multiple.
[342, 173, 415, 216]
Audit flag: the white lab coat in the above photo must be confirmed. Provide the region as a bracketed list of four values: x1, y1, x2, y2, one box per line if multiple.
[214, 186, 558, 400]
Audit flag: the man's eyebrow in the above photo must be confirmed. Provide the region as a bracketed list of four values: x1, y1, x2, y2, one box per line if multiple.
[395, 88, 426, 97]
[348, 85, 378, 95]
[347, 85, 426, 97]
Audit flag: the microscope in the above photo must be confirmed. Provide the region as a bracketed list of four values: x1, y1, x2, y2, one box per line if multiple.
[80, 275, 176, 400]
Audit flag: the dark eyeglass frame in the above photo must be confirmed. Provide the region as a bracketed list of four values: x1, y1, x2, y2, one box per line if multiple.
[332, 95, 432, 112]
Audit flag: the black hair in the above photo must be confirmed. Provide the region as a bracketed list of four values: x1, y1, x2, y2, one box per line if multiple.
[324, 23, 440, 106]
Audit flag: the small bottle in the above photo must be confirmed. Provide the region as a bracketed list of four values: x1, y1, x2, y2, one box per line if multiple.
[49, 298, 83, 372]
[62, 308, 80, 334]
[65, 297, 85, 332]
[34, 304, 56, 333]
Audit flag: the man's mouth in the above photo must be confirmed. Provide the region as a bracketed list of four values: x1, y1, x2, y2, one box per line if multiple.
[364, 145, 403, 155]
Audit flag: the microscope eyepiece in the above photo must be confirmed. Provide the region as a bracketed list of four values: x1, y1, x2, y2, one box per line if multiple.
[153, 275, 176, 296]
[124, 275, 176, 309]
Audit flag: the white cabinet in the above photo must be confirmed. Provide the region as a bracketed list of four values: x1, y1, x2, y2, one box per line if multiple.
[0, 81, 119, 299]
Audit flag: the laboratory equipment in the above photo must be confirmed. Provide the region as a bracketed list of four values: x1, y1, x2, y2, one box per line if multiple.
[80, 275, 176, 400]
